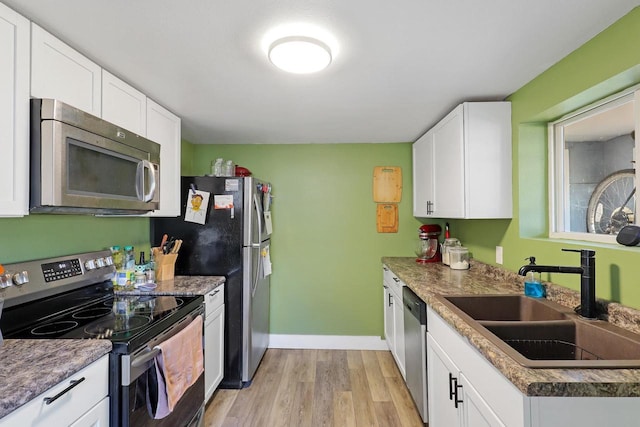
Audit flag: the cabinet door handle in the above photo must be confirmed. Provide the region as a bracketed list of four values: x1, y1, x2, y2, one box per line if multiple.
[448, 373, 455, 400]
[454, 382, 463, 408]
[388, 293, 393, 306]
[392, 277, 400, 283]
[208, 289, 220, 297]
[427, 200, 434, 215]
[43, 377, 85, 405]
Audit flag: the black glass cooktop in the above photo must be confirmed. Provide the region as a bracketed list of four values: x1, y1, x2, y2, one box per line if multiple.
[2, 281, 203, 353]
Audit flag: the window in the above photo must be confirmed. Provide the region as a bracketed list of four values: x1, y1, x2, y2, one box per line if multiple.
[549, 85, 640, 243]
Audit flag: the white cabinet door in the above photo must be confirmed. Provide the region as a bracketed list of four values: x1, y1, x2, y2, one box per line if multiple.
[383, 284, 394, 351]
[412, 130, 434, 217]
[412, 102, 511, 219]
[145, 98, 181, 217]
[31, 23, 101, 115]
[459, 373, 505, 427]
[0, 3, 29, 217]
[102, 70, 147, 136]
[205, 284, 225, 403]
[69, 397, 109, 427]
[205, 304, 225, 402]
[432, 105, 465, 218]
[427, 333, 462, 427]
[392, 288, 405, 377]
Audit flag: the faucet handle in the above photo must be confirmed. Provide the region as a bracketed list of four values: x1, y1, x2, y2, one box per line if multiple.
[561, 248, 595, 258]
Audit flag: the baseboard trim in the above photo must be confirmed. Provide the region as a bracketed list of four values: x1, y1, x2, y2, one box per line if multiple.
[268, 334, 388, 351]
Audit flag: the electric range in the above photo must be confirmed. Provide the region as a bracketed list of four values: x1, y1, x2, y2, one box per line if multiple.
[0, 250, 205, 427]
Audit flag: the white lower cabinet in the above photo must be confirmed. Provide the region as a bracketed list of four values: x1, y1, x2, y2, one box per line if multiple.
[0, 355, 109, 427]
[382, 265, 405, 378]
[205, 284, 225, 402]
[427, 306, 640, 427]
[69, 397, 109, 427]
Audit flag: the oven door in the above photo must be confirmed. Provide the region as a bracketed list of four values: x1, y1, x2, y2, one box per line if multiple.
[119, 307, 205, 427]
[33, 119, 159, 214]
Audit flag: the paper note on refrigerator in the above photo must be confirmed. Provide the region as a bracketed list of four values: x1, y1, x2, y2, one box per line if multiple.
[262, 246, 272, 278]
[184, 190, 210, 224]
[264, 211, 273, 235]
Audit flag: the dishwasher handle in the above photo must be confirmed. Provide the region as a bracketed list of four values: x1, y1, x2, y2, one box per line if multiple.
[402, 286, 426, 324]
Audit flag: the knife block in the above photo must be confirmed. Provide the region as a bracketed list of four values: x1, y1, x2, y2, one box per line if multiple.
[155, 252, 178, 281]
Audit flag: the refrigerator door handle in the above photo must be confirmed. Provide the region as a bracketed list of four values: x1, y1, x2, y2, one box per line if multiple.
[251, 194, 263, 248]
[252, 246, 262, 297]
[251, 193, 264, 297]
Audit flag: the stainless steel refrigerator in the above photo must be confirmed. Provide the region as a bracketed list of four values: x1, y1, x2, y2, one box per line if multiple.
[151, 176, 272, 388]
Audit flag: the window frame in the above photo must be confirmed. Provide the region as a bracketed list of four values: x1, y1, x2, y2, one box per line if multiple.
[548, 84, 640, 244]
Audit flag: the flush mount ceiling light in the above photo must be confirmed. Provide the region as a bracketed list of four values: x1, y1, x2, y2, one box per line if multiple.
[268, 36, 332, 74]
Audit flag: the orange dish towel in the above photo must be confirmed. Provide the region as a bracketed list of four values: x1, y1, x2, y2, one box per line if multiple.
[152, 315, 204, 417]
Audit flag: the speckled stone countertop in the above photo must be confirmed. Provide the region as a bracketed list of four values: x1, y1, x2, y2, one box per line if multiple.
[114, 275, 225, 296]
[382, 257, 640, 398]
[0, 339, 112, 419]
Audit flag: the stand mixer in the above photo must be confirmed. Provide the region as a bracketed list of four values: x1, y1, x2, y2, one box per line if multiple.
[415, 224, 442, 263]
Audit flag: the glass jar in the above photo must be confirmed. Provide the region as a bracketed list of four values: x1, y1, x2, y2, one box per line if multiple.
[449, 247, 470, 270]
[223, 160, 235, 177]
[211, 158, 223, 176]
[441, 238, 460, 266]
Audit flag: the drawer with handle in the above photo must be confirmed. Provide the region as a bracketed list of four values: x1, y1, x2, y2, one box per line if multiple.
[205, 284, 224, 317]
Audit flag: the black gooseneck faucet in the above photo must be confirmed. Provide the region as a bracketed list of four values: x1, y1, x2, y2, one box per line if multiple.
[518, 249, 596, 319]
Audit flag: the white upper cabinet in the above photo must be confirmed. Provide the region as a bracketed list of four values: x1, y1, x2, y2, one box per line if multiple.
[412, 129, 434, 217]
[31, 23, 102, 116]
[102, 70, 147, 136]
[0, 3, 30, 217]
[413, 102, 512, 219]
[146, 99, 181, 217]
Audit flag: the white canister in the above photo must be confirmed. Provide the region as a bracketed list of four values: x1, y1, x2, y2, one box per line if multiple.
[449, 247, 470, 270]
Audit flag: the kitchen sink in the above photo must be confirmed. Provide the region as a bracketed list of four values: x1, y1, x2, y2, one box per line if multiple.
[435, 294, 640, 368]
[442, 295, 570, 321]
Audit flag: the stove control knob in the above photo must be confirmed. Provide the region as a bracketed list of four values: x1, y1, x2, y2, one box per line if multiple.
[12, 271, 29, 286]
[104, 256, 114, 266]
[85, 259, 96, 270]
[95, 258, 106, 268]
[0, 273, 13, 288]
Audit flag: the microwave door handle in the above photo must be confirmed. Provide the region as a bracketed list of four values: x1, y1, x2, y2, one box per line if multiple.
[136, 160, 157, 202]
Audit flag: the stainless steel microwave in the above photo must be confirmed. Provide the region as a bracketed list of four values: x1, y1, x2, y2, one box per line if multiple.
[30, 98, 160, 214]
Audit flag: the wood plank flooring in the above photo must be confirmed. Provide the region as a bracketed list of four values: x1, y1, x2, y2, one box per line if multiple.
[204, 349, 424, 427]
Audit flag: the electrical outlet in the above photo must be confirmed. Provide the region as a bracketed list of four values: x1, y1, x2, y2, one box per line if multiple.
[496, 246, 503, 264]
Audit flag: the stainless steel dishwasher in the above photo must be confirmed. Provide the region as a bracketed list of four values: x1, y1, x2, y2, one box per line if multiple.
[403, 286, 428, 423]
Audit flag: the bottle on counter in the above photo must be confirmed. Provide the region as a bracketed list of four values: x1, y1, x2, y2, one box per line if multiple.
[523, 257, 546, 298]
[110, 246, 123, 270]
[124, 246, 135, 270]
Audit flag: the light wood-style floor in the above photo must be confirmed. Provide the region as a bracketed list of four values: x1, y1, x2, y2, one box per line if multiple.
[204, 348, 424, 427]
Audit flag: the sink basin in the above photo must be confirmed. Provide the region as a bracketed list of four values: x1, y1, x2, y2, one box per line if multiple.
[435, 294, 640, 368]
[483, 320, 640, 368]
[443, 295, 569, 321]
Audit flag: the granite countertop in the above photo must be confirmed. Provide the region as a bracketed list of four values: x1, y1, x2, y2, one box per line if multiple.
[382, 257, 640, 398]
[114, 275, 225, 297]
[0, 339, 112, 419]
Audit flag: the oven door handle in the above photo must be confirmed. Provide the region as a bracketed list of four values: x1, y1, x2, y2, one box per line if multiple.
[131, 348, 161, 368]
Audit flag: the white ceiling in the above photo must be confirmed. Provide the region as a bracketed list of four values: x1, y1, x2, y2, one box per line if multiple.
[3, 0, 639, 144]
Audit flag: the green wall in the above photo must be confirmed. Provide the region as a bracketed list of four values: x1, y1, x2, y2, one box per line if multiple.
[453, 6, 640, 308]
[189, 143, 420, 336]
[0, 215, 150, 264]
